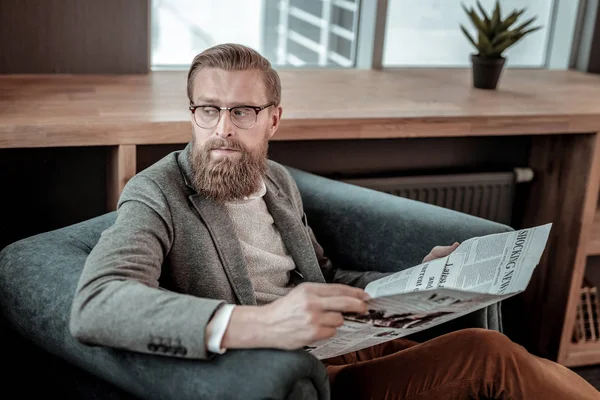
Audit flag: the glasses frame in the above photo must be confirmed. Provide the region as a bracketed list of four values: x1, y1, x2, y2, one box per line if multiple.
[189, 102, 275, 129]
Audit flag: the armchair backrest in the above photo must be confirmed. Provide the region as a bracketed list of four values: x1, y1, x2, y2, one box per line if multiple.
[286, 165, 513, 273]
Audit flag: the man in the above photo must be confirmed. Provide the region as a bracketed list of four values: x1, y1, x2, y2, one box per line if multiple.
[69, 43, 599, 399]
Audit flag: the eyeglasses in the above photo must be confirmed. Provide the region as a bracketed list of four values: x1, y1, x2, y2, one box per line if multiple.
[189, 102, 274, 129]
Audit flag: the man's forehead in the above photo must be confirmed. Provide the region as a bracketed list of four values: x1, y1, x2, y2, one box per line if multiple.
[192, 68, 268, 105]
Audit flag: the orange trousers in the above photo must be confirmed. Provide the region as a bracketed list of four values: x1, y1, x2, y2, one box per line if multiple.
[322, 328, 599, 400]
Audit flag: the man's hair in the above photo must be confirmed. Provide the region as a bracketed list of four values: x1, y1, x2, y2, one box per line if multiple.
[187, 43, 281, 106]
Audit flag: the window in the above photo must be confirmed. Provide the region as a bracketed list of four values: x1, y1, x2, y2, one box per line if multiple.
[382, 0, 556, 67]
[151, 0, 577, 70]
[151, 0, 361, 69]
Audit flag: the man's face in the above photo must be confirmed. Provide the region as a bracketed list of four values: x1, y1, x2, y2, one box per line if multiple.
[189, 68, 282, 201]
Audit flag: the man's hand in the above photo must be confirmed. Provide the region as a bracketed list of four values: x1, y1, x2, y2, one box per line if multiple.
[422, 242, 460, 263]
[221, 282, 370, 350]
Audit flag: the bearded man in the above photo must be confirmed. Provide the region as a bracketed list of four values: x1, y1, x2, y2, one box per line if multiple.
[69, 43, 599, 400]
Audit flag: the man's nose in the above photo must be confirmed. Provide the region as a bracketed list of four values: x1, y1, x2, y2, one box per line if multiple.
[215, 110, 234, 138]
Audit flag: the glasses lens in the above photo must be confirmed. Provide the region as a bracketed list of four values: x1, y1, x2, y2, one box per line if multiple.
[195, 106, 220, 128]
[231, 107, 256, 129]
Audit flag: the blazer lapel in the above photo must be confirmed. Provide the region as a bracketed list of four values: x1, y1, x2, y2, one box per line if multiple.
[263, 177, 326, 284]
[177, 143, 257, 306]
[188, 194, 258, 306]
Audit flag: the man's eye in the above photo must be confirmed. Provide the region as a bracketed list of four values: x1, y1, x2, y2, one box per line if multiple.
[233, 108, 251, 117]
[201, 107, 218, 115]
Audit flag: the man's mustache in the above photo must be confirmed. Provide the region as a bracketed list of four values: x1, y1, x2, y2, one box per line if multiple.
[204, 138, 246, 152]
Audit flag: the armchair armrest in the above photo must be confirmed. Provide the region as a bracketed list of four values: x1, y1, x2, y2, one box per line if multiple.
[0, 220, 329, 400]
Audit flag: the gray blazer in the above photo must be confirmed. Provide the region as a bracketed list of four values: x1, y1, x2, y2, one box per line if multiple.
[69, 143, 388, 360]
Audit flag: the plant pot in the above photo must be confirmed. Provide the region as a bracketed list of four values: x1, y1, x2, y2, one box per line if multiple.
[470, 54, 506, 90]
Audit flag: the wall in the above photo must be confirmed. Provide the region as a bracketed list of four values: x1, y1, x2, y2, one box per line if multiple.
[0, 0, 150, 73]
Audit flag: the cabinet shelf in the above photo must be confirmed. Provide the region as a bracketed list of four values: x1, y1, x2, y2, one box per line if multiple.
[563, 342, 600, 367]
[587, 211, 600, 256]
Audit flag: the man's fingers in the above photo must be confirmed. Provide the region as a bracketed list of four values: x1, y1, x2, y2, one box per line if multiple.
[430, 242, 460, 258]
[318, 296, 369, 314]
[423, 242, 460, 262]
[430, 245, 452, 258]
[319, 311, 345, 327]
[302, 282, 371, 301]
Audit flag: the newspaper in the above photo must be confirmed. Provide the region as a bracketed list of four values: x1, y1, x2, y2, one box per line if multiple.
[304, 223, 552, 360]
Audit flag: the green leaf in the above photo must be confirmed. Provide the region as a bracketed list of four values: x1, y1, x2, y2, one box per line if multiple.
[478, 31, 494, 56]
[499, 9, 525, 31]
[475, 1, 491, 35]
[461, 3, 472, 19]
[476, 1, 490, 22]
[466, 9, 489, 36]
[491, 1, 501, 35]
[493, 36, 520, 55]
[461, 4, 475, 29]
[512, 16, 537, 33]
[520, 26, 542, 36]
[491, 30, 517, 46]
[475, 1, 492, 36]
[460, 24, 479, 51]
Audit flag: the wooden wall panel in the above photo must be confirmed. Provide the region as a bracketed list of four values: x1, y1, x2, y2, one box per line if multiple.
[0, 146, 108, 252]
[267, 136, 531, 179]
[0, 0, 150, 73]
[107, 145, 137, 211]
[136, 137, 531, 180]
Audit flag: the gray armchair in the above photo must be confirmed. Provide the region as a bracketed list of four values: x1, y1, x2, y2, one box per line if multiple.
[0, 166, 511, 400]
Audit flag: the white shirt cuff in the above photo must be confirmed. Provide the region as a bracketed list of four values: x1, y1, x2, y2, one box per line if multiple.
[207, 304, 235, 354]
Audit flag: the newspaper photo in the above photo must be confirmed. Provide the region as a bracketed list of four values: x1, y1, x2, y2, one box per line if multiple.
[304, 223, 553, 360]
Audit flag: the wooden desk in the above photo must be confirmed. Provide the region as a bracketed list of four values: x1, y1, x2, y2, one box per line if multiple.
[2, 68, 600, 148]
[2, 68, 600, 366]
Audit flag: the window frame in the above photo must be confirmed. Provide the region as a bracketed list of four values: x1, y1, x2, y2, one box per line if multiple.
[150, 0, 582, 71]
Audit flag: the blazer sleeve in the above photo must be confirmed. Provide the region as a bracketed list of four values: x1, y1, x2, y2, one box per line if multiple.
[69, 175, 225, 360]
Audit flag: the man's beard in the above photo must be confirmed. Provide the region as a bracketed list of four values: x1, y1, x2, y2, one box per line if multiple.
[191, 135, 269, 202]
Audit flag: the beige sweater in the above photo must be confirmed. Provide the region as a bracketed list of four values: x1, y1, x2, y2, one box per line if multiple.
[224, 184, 296, 305]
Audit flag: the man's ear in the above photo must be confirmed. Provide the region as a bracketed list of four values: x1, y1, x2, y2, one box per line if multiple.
[268, 105, 283, 139]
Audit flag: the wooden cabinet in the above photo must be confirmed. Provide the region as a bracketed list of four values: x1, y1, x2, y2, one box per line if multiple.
[511, 134, 600, 367]
[559, 168, 600, 367]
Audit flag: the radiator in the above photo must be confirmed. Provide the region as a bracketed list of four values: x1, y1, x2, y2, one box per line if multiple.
[341, 170, 530, 225]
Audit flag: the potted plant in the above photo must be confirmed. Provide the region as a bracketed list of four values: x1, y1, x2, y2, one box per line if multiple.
[460, 0, 542, 89]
